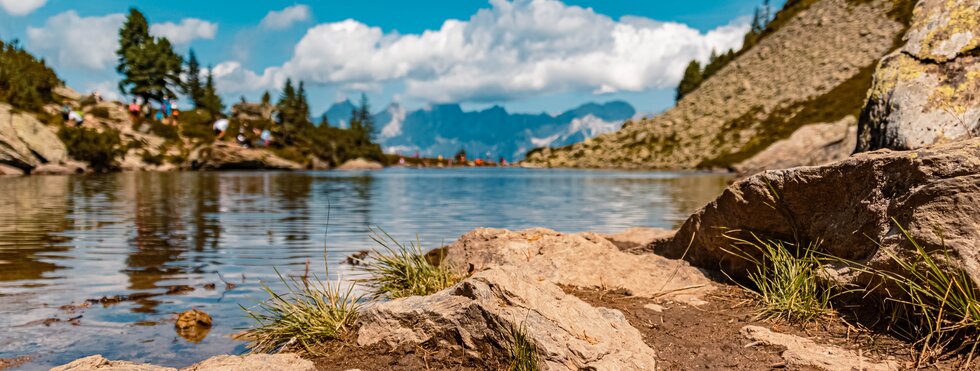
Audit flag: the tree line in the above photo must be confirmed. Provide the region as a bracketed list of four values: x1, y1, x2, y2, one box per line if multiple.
[676, 0, 773, 101]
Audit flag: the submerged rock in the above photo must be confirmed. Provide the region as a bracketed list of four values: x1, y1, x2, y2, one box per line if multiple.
[654, 137, 980, 286]
[175, 309, 212, 343]
[356, 266, 657, 370]
[335, 158, 384, 170]
[856, 0, 980, 152]
[52, 354, 314, 371]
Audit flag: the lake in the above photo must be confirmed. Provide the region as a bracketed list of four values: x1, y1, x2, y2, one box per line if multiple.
[0, 168, 730, 369]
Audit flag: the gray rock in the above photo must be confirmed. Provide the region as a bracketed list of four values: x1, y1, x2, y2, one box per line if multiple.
[0, 164, 24, 176]
[10, 110, 67, 164]
[653, 137, 980, 287]
[856, 0, 980, 152]
[32, 161, 87, 176]
[0, 104, 41, 170]
[335, 158, 384, 171]
[51, 355, 174, 371]
[356, 266, 658, 370]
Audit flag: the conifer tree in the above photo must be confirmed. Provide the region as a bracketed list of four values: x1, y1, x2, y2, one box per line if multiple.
[184, 49, 206, 108]
[675, 60, 703, 102]
[261, 90, 271, 105]
[116, 8, 183, 105]
[200, 67, 224, 116]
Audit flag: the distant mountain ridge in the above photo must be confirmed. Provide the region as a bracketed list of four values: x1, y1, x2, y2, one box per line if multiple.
[321, 100, 636, 161]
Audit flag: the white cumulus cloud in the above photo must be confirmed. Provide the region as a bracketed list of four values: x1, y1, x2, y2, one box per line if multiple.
[260, 5, 311, 30]
[27, 11, 219, 71]
[151, 18, 218, 45]
[27, 11, 126, 70]
[216, 0, 749, 104]
[0, 0, 46, 16]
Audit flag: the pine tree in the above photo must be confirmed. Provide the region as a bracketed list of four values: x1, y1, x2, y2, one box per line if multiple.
[200, 67, 224, 116]
[676, 60, 703, 102]
[356, 93, 374, 141]
[184, 49, 205, 108]
[116, 8, 183, 105]
[261, 90, 271, 105]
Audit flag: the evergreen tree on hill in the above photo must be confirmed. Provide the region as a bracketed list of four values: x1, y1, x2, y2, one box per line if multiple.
[116, 8, 183, 105]
[0, 38, 62, 111]
[200, 67, 224, 116]
[675, 60, 703, 102]
[184, 49, 206, 108]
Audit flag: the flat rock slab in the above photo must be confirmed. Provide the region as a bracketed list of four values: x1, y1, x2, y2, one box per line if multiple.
[741, 326, 900, 371]
[52, 354, 315, 371]
[442, 227, 714, 302]
[356, 266, 657, 370]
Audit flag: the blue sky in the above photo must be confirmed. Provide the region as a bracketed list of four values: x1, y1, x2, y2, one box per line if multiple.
[0, 0, 781, 115]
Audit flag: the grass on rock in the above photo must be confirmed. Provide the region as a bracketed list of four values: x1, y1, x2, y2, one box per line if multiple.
[507, 321, 539, 371]
[360, 230, 461, 299]
[241, 269, 361, 355]
[868, 222, 980, 367]
[723, 232, 836, 323]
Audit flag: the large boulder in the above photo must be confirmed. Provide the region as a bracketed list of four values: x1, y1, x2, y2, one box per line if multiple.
[734, 116, 857, 178]
[356, 266, 658, 370]
[441, 228, 713, 300]
[0, 104, 70, 171]
[856, 0, 980, 152]
[653, 138, 980, 286]
[188, 142, 303, 170]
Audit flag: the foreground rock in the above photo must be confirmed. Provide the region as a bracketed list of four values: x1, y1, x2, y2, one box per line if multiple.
[188, 142, 303, 171]
[442, 228, 713, 301]
[741, 326, 900, 370]
[335, 158, 384, 170]
[654, 137, 980, 285]
[52, 354, 314, 371]
[857, 0, 980, 152]
[0, 103, 69, 171]
[734, 116, 857, 178]
[356, 266, 657, 370]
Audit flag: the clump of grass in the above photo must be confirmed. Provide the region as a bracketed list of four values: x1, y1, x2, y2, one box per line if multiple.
[507, 321, 539, 371]
[723, 232, 835, 322]
[360, 230, 460, 299]
[240, 269, 361, 355]
[871, 222, 980, 367]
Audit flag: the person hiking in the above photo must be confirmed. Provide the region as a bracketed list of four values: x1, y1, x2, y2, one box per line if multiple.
[169, 99, 180, 126]
[128, 100, 140, 121]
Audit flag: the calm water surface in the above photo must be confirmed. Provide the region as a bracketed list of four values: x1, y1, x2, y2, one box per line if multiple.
[0, 168, 730, 369]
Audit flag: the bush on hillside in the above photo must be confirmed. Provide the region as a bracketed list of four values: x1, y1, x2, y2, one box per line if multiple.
[57, 126, 126, 171]
[0, 39, 62, 112]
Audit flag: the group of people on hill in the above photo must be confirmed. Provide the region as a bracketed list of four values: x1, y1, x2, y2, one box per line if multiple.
[127, 98, 180, 126]
[211, 118, 273, 149]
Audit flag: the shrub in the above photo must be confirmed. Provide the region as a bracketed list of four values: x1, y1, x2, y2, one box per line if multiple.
[723, 232, 837, 322]
[141, 150, 164, 166]
[57, 126, 125, 171]
[0, 39, 62, 112]
[360, 230, 461, 299]
[89, 106, 110, 119]
[178, 109, 215, 142]
[147, 121, 180, 142]
[241, 269, 361, 355]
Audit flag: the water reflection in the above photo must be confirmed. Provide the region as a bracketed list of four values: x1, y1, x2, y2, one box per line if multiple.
[0, 168, 730, 369]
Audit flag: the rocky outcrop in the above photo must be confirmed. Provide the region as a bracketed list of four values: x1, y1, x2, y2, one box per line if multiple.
[441, 228, 713, 301]
[335, 158, 384, 170]
[741, 326, 900, 370]
[188, 142, 303, 171]
[653, 137, 980, 286]
[356, 266, 658, 370]
[32, 161, 88, 175]
[525, 0, 912, 170]
[52, 354, 315, 371]
[232, 102, 275, 122]
[0, 103, 68, 171]
[733, 116, 857, 178]
[857, 0, 980, 152]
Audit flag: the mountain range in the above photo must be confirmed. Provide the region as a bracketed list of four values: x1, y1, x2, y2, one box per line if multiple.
[322, 100, 636, 161]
